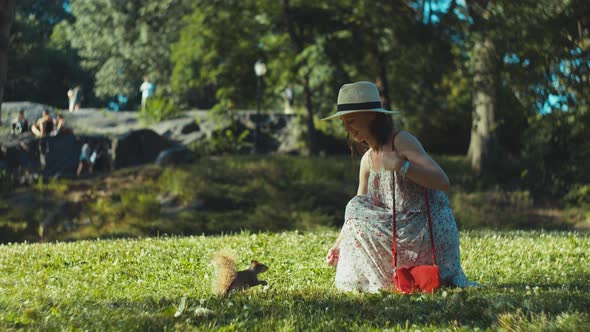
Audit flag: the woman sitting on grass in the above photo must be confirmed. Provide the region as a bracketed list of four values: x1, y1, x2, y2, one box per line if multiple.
[324, 81, 478, 293]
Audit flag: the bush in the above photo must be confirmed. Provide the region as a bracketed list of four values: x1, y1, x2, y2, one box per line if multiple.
[139, 96, 182, 123]
[451, 189, 534, 229]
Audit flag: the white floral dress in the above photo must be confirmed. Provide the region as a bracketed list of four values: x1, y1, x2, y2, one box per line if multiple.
[334, 150, 477, 293]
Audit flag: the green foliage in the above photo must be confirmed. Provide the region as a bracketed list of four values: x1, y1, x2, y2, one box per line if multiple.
[1, 155, 587, 243]
[65, 0, 192, 98]
[139, 96, 182, 123]
[451, 190, 534, 230]
[0, 231, 588, 330]
[6, 2, 92, 108]
[520, 109, 590, 197]
[170, 0, 265, 109]
[313, 115, 347, 140]
[156, 156, 356, 235]
[565, 184, 590, 207]
[190, 127, 252, 156]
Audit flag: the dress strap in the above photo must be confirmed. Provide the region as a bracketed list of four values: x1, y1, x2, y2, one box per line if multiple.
[365, 149, 373, 169]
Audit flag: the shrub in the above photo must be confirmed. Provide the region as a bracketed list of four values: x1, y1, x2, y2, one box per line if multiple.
[139, 96, 182, 123]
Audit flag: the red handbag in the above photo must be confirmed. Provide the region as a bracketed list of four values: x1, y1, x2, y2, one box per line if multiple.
[391, 173, 441, 294]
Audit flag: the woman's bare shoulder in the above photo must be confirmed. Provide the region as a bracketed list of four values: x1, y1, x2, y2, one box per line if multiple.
[394, 130, 425, 152]
[360, 149, 371, 171]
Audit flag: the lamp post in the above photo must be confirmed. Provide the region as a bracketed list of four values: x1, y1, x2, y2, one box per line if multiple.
[253, 59, 267, 153]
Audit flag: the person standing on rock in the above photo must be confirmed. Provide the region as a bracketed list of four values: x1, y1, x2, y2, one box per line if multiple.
[284, 84, 295, 114]
[139, 76, 156, 110]
[67, 85, 82, 112]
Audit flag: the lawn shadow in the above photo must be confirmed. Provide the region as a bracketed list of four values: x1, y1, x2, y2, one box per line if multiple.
[14, 279, 589, 331]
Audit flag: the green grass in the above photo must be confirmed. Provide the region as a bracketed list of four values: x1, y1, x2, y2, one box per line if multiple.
[1, 155, 586, 244]
[0, 230, 588, 331]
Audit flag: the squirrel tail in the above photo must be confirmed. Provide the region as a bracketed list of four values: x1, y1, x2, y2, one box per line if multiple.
[211, 250, 238, 296]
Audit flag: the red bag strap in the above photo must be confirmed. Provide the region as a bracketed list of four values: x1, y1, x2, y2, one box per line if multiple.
[424, 189, 437, 265]
[391, 170, 437, 269]
[392, 171, 398, 268]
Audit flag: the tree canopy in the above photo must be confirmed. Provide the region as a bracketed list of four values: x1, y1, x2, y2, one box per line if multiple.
[2, 0, 589, 194]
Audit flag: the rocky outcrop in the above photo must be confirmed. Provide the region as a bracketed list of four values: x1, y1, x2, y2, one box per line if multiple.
[111, 129, 171, 169]
[0, 133, 112, 181]
[1, 102, 349, 179]
[155, 147, 194, 166]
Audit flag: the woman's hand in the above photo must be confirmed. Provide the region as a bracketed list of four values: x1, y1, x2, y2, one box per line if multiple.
[326, 247, 340, 266]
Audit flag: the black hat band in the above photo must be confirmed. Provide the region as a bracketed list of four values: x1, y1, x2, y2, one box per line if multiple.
[337, 101, 382, 112]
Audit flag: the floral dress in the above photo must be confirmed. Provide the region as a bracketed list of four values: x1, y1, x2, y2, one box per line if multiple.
[334, 150, 477, 293]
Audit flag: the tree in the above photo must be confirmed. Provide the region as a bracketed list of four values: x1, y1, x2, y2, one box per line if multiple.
[463, 0, 500, 174]
[0, 0, 15, 125]
[66, 0, 191, 103]
[459, 0, 590, 175]
[4, 1, 91, 109]
[170, 0, 264, 110]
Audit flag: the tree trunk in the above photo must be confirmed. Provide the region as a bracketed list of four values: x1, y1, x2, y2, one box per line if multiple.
[375, 53, 391, 110]
[0, 0, 16, 125]
[467, 35, 498, 173]
[283, 0, 318, 155]
[303, 75, 317, 155]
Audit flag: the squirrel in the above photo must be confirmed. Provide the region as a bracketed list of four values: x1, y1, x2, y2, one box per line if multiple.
[212, 251, 268, 296]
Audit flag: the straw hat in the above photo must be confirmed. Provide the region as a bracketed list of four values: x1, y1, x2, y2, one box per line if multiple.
[322, 81, 400, 120]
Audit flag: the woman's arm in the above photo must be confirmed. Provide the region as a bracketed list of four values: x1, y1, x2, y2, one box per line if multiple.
[357, 151, 371, 195]
[330, 152, 370, 255]
[389, 131, 450, 191]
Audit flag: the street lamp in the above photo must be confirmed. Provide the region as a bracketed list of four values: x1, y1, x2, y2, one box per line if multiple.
[253, 59, 267, 153]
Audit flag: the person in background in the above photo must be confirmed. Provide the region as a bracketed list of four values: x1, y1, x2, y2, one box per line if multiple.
[76, 142, 93, 177]
[51, 114, 66, 136]
[284, 84, 295, 114]
[31, 110, 54, 137]
[11, 110, 29, 135]
[139, 76, 156, 110]
[67, 86, 82, 112]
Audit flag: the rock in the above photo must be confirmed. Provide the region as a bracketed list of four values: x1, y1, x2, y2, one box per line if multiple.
[155, 147, 194, 166]
[38, 133, 79, 177]
[1, 133, 39, 170]
[181, 120, 200, 134]
[1, 102, 55, 129]
[111, 129, 171, 168]
[150, 116, 206, 146]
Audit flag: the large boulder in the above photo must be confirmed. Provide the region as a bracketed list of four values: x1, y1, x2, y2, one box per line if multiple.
[150, 116, 206, 146]
[155, 146, 194, 166]
[1, 102, 55, 129]
[39, 133, 79, 177]
[1, 133, 39, 170]
[111, 129, 171, 168]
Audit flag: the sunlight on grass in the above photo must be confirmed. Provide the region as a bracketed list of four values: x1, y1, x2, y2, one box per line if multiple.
[0, 230, 588, 330]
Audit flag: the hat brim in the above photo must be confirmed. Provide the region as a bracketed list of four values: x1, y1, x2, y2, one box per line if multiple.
[321, 108, 400, 121]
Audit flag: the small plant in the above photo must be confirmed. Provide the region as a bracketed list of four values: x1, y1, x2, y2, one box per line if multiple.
[139, 96, 182, 123]
[190, 126, 252, 155]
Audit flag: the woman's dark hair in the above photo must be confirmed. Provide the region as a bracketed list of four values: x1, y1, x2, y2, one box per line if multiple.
[347, 112, 398, 160]
[369, 112, 395, 152]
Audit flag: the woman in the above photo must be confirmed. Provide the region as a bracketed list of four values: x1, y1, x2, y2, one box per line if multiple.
[324, 81, 477, 293]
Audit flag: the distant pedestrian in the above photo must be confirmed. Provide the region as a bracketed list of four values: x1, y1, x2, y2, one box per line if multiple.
[51, 114, 66, 136]
[77, 142, 93, 177]
[139, 76, 156, 110]
[284, 84, 294, 114]
[11, 110, 29, 135]
[67, 86, 82, 112]
[31, 110, 54, 137]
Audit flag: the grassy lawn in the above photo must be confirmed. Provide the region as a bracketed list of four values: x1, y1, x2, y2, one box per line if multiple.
[1, 155, 586, 244]
[0, 230, 588, 331]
